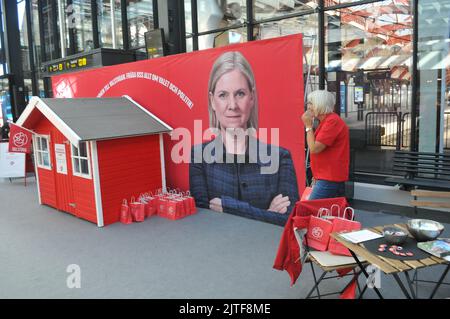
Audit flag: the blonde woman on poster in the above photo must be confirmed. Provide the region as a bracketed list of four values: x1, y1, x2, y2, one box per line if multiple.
[189, 51, 299, 226]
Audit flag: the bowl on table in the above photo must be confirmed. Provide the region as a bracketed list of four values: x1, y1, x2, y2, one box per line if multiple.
[382, 226, 408, 245]
[406, 219, 444, 242]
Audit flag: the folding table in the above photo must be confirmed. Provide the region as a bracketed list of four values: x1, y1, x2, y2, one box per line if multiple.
[331, 223, 450, 299]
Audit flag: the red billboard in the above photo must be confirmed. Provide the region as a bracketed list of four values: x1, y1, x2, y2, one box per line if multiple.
[52, 34, 305, 222]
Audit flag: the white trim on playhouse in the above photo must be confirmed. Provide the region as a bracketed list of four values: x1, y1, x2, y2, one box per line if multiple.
[159, 133, 167, 193]
[90, 141, 104, 227]
[123, 95, 173, 131]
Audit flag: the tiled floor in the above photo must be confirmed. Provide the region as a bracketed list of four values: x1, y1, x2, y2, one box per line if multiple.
[0, 177, 449, 299]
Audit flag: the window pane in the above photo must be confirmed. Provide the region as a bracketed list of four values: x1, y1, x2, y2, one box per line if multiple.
[325, 2, 413, 175]
[37, 152, 43, 166]
[41, 0, 60, 60]
[198, 27, 247, 50]
[257, 15, 319, 92]
[79, 142, 87, 157]
[186, 36, 193, 52]
[80, 159, 89, 175]
[128, 0, 154, 48]
[18, 1, 31, 72]
[197, 0, 246, 33]
[98, 0, 123, 49]
[42, 138, 48, 151]
[72, 144, 79, 157]
[418, 0, 450, 153]
[43, 153, 50, 167]
[185, 0, 192, 34]
[257, 14, 318, 40]
[36, 137, 41, 150]
[71, 0, 94, 53]
[74, 158, 80, 173]
[59, 0, 72, 56]
[31, 0, 43, 67]
[254, 0, 317, 21]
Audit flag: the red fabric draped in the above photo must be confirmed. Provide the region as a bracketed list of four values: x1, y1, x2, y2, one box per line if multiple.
[273, 197, 348, 286]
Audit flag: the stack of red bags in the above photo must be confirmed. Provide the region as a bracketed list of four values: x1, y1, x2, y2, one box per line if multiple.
[120, 193, 158, 224]
[120, 188, 197, 224]
[155, 189, 197, 220]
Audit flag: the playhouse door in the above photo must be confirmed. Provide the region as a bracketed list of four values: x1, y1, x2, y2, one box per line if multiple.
[51, 131, 76, 215]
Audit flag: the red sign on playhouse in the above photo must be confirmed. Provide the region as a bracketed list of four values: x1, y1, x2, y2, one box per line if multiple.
[8, 123, 32, 153]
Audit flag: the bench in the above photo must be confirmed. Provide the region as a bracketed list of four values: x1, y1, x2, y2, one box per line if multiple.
[410, 189, 450, 213]
[385, 151, 450, 191]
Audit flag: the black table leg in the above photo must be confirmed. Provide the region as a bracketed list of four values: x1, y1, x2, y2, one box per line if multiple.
[414, 270, 418, 297]
[354, 269, 363, 297]
[340, 270, 362, 296]
[358, 283, 369, 299]
[429, 264, 450, 299]
[393, 273, 412, 299]
[356, 271, 362, 295]
[349, 250, 384, 299]
[404, 271, 417, 299]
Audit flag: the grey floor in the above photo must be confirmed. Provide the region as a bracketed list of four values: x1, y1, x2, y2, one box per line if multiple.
[0, 177, 449, 299]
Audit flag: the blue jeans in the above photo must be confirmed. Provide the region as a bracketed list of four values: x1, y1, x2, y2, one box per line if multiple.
[309, 180, 346, 200]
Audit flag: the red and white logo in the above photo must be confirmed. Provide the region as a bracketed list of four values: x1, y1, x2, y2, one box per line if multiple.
[311, 227, 323, 239]
[8, 123, 32, 153]
[13, 132, 28, 147]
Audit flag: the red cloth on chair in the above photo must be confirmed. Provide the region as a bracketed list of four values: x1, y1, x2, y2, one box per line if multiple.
[273, 197, 349, 286]
[340, 275, 358, 299]
[273, 212, 302, 286]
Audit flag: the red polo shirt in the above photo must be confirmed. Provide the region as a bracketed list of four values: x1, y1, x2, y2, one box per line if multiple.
[310, 113, 349, 182]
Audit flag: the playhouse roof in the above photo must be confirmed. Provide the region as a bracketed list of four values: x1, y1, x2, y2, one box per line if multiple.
[17, 96, 172, 146]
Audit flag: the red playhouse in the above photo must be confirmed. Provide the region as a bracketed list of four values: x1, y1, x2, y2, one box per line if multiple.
[16, 96, 172, 226]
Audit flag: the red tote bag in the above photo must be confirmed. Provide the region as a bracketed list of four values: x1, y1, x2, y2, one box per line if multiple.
[166, 200, 177, 220]
[182, 197, 191, 215]
[162, 194, 187, 220]
[120, 199, 132, 225]
[144, 193, 157, 217]
[145, 198, 157, 217]
[180, 192, 192, 215]
[328, 207, 362, 256]
[184, 191, 197, 215]
[177, 199, 186, 219]
[306, 209, 334, 251]
[157, 197, 168, 217]
[297, 197, 349, 217]
[130, 197, 145, 222]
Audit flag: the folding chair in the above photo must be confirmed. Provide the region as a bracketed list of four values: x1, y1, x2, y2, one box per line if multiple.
[294, 227, 367, 299]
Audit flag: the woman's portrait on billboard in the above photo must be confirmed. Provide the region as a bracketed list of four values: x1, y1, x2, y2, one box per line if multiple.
[189, 51, 299, 226]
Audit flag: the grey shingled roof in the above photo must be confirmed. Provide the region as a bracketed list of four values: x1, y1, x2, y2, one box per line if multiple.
[40, 97, 171, 141]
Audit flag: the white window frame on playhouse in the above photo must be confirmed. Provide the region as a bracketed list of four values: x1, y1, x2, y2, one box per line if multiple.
[71, 141, 92, 179]
[34, 135, 52, 170]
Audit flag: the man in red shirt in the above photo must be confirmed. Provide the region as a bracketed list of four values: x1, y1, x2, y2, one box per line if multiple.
[301, 90, 349, 200]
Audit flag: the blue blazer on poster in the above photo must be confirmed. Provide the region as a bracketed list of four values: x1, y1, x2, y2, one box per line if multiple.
[189, 136, 299, 226]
